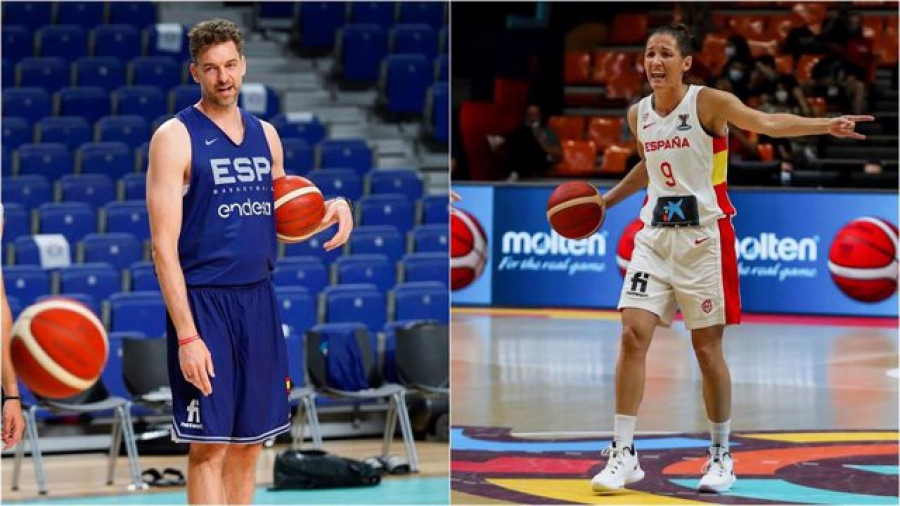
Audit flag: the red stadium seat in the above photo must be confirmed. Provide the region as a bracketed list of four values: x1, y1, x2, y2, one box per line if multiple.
[806, 96, 827, 117]
[757, 143, 774, 162]
[699, 33, 729, 76]
[548, 116, 586, 141]
[873, 28, 898, 66]
[605, 74, 642, 100]
[860, 16, 885, 38]
[587, 117, 623, 151]
[748, 38, 778, 57]
[795, 54, 824, 82]
[766, 13, 805, 44]
[592, 51, 637, 84]
[555, 140, 597, 175]
[599, 143, 633, 175]
[610, 13, 647, 45]
[774, 54, 794, 74]
[564, 51, 593, 85]
[729, 16, 767, 39]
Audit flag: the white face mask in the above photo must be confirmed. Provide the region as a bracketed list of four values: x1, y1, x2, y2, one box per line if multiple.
[775, 90, 789, 103]
[729, 69, 744, 81]
[725, 46, 735, 58]
[530, 121, 540, 129]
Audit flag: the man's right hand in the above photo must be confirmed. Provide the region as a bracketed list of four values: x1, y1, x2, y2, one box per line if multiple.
[179, 340, 215, 396]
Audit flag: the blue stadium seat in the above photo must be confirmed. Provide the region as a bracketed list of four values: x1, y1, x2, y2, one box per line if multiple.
[359, 194, 414, 233]
[97, 115, 150, 149]
[36, 293, 99, 316]
[145, 24, 190, 61]
[169, 84, 200, 113]
[380, 54, 432, 115]
[257, 2, 298, 30]
[274, 256, 329, 294]
[6, 297, 22, 319]
[307, 168, 363, 201]
[401, 252, 448, 285]
[82, 232, 142, 270]
[109, 2, 158, 30]
[339, 24, 388, 84]
[398, 2, 445, 29]
[3, 3, 52, 31]
[109, 291, 166, 335]
[271, 114, 326, 146]
[281, 137, 315, 175]
[74, 57, 127, 92]
[131, 56, 182, 90]
[349, 2, 396, 29]
[391, 24, 438, 60]
[2, 203, 30, 248]
[239, 83, 279, 120]
[120, 173, 147, 200]
[282, 234, 342, 264]
[12, 236, 43, 265]
[275, 286, 317, 340]
[113, 86, 166, 123]
[17, 57, 69, 92]
[2, 58, 12, 88]
[2, 116, 32, 150]
[317, 139, 372, 176]
[3, 25, 34, 64]
[91, 25, 141, 61]
[36, 116, 92, 151]
[38, 202, 95, 243]
[298, 2, 347, 50]
[58, 174, 115, 209]
[2, 88, 50, 124]
[104, 201, 149, 241]
[136, 141, 150, 171]
[410, 224, 448, 253]
[78, 142, 134, 178]
[439, 24, 448, 54]
[322, 283, 386, 335]
[151, 114, 172, 133]
[435, 54, 448, 81]
[421, 194, 449, 225]
[57, 2, 106, 30]
[368, 168, 423, 202]
[129, 261, 158, 291]
[429, 82, 449, 143]
[348, 225, 404, 262]
[335, 254, 395, 292]
[37, 25, 88, 61]
[2, 146, 8, 178]
[393, 281, 448, 323]
[59, 263, 121, 304]
[3, 265, 51, 305]
[16, 143, 72, 181]
[58, 86, 111, 124]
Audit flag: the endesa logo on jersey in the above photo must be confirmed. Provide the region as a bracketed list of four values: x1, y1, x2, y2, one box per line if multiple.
[210, 157, 273, 219]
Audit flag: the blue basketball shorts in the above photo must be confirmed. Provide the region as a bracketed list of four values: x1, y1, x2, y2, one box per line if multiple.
[167, 279, 291, 444]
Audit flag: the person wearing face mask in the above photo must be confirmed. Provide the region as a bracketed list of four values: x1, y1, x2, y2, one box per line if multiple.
[586, 23, 873, 494]
[496, 103, 561, 179]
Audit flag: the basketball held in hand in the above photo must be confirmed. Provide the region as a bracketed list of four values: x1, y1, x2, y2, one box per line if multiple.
[546, 181, 606, 240]
[274, 176, 326, 243]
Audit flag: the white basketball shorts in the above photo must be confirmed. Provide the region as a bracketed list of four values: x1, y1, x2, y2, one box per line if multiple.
[618, 217, 741, 329]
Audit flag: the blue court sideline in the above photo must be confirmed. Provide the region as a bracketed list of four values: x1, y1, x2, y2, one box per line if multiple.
[8, 476, 449, 505]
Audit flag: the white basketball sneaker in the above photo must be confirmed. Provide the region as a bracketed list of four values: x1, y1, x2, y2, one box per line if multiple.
[697, 445, 736, 493]
[590, 442, 645, 491]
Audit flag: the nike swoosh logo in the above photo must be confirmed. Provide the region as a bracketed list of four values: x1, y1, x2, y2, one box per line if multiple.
[642, 123, 655, 129]
[205, 138, 218, 146]
[695, 237, 710, 245]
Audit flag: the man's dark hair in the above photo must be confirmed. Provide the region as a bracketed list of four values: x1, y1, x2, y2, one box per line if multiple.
[188, 19, 244, 62]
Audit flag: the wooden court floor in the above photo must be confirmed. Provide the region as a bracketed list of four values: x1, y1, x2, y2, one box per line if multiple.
[450, 308, 899, 504]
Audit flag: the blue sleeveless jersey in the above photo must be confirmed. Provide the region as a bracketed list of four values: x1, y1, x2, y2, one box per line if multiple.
[175, 106, 276, 286]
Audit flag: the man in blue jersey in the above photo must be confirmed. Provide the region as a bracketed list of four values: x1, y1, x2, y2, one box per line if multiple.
[146, 19, 353, 504]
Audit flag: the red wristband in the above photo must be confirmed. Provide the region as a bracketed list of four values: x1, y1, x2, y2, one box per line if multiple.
[178, 334, 200, 346]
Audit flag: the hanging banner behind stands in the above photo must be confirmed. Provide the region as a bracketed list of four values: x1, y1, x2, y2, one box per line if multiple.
[451, 183, 898, 318]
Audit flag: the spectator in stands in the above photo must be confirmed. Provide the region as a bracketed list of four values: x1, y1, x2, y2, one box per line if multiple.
[147, 19, 353, 505]
[808, 54, 868, 115]
[1, 211, 25, 451]
[489, 104, 561, 179]
[721, 36, 753, 100]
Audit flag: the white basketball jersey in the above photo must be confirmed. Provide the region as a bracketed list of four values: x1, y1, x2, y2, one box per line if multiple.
[636, 85, 735, 226]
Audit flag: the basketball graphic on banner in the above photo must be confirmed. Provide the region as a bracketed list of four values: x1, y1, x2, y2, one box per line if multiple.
[451, 207, 488, 290]
[827, 217, 898, 303]
[616, 218, 645, 276]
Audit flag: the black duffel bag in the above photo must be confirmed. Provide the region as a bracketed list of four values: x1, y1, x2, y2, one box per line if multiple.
[271, 450, 382, 490]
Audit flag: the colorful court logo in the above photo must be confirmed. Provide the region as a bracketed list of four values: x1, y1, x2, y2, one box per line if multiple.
[451, 426, 899, 504]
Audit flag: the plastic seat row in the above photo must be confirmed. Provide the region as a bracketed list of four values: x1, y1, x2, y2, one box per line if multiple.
[2, 2, 157, 32]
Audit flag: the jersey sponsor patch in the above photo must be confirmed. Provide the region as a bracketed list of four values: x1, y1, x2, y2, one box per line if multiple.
[651, 195, 700, 227]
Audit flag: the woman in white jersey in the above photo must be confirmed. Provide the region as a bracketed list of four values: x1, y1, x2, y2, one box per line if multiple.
[590, 24, 872, 494]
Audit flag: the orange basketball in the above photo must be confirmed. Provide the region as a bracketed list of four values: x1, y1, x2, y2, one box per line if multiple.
[546, 181, 605, 239]
[273, 175, 326, 243]
[10, 297, 108, 399]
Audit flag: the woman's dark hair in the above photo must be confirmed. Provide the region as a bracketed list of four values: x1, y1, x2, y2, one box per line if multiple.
[648, 24, 696, 56]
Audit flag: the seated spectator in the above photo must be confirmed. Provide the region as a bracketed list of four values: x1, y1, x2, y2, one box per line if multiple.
[488, 104, 561, 179]
[808, 54, 867, 115]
